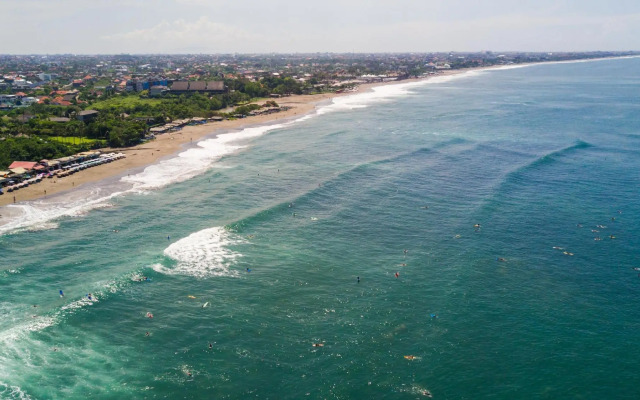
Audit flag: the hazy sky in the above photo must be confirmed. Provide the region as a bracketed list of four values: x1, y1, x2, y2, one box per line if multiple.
[2, 0, 639, 54]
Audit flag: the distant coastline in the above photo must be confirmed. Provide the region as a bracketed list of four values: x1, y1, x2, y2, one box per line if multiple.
[0, 55, 634, 210]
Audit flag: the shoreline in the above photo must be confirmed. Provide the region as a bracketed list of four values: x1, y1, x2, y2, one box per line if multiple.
[0, 70, 466, 207]
[0, 55, 631, 208]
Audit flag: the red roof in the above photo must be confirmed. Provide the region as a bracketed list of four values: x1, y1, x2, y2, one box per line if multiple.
[9, 161, 38, 170]
[52, 97, 71, 106]
[15, 92, 27, 97]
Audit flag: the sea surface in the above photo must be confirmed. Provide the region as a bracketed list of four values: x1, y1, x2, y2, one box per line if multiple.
[1, 57, 640, 399]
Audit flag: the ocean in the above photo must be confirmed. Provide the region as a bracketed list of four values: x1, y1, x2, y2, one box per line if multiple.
[1, 57, 640, 399]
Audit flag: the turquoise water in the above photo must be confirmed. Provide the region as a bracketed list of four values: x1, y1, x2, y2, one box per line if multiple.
[2, 58, 640, 399]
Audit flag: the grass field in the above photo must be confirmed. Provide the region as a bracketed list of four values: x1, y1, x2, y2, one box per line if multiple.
[49, 136, 105, 145]
[91, 95, 163, 110]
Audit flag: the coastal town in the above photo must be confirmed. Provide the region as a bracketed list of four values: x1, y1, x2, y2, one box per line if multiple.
[1, 51, 637, 201]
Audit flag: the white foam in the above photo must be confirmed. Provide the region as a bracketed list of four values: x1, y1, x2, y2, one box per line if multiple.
[0, 188, 125, 236]
[157, 226, 243, 278]
[122, 122, 297, 191]
[0, 382, 33, 400]
[316, 72, 478, 115]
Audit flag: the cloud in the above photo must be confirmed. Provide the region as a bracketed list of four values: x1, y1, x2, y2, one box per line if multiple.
[101, 16, 266, 53]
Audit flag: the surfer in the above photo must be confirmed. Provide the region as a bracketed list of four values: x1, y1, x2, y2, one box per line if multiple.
[208, 343, 213, 349]
[246, 268, 251, 272]
[145, 332, 150, 337]
[312, 343, 324, 347]
[395, 272, 399, 278]
[59, 290, 64, 297]
[357, 276, 360, 283]
[497, 257, 506, 262]
[146, 312, 154, 318]
[167, 235, 170, 241]
[87, 293, 92, 300]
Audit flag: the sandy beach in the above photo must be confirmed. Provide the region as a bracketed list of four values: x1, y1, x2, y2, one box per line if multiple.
[0, 70, 470, 208]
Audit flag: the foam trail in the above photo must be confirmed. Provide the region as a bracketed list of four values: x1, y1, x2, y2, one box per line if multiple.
[317, 71, 479, 115]
[155, 227, 244, 278]
[0, 382, 32, 400]
[0, 187, 126, 235]
[122, 121, 296, 191]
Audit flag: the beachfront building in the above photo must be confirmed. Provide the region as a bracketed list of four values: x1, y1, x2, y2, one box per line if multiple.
[77, 110, 99, 122]
[169, 81, 226, 94]
[149, 85, 169, 97]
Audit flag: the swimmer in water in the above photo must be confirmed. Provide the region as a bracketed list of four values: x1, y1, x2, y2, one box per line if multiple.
[497, 257, 506, 262]
[146, 312, 154, 318]
[357, 276, 360, 283]
[395, 272, 399, 278]
[145, 332, 150, 337]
